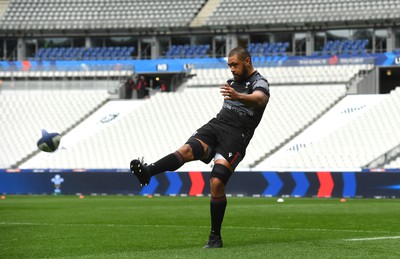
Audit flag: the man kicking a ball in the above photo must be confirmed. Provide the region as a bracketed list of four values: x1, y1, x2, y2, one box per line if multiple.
[130, 46, 270, 248]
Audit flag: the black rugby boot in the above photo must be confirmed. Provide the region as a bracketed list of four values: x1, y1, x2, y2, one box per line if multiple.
[203, 234, 223, 248]
[130, 158, 151, 186]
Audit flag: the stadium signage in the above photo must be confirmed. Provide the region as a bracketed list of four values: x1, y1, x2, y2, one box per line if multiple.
[0, 55, 380, 74]
[339, 57, 369, 64]
[156, 64, 168, 71]
[298, 59, 328, 65]
[100, 113, 119, 123]
[294, 57, 373, 66]
[183, 63, 194, 70]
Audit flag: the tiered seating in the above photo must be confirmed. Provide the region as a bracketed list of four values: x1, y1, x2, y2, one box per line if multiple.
[0, 0, 206, 30]
[260, 87, 400, 169]
[240, 84, 346, 168]
[0, 89, 110, 168]
[314, 39, 369, 56]
[187, 64, 374, 86]
[248, 42, 289, 57]
[0, 64, 134, 78]
[206, 0, 400, 26]
[4, 0, 398, 31]
[18, 85, 346, 170]
[34, 46, 135, 61]
[20, 88, 222, 170]
[165, 44, 210, 59]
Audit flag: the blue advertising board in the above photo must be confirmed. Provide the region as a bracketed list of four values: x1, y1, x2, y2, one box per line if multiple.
[1, 170, 400, 198]
[0, 52, 396, 75]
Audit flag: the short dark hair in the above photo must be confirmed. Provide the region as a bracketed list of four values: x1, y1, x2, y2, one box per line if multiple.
[228, 47, 251, 61]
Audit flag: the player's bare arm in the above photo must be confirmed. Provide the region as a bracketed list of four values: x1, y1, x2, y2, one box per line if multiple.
[220, 83, 269, 108]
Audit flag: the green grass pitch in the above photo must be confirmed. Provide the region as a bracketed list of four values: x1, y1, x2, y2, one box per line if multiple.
[1, 195, 400, 258]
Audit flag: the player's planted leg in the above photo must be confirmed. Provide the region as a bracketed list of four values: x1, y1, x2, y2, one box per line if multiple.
[203, 233, 223, 248]
[204, 193, 226, 248]
[204, 163, 232, 248]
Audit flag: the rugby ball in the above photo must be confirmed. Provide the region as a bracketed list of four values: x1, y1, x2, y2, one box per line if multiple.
[37, 129, 61, 152]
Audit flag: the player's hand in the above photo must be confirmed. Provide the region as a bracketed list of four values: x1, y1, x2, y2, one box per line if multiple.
[220, 83, 238, 100]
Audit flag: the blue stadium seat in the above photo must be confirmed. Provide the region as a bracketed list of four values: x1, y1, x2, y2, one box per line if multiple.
[165, 44, 210, 59]
[247, 42, 289, 57]
[316, 39, 369, 56]
[31, 46, 135, 60]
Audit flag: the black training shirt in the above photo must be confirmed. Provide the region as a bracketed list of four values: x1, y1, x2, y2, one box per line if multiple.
[216, 70, 270, 132]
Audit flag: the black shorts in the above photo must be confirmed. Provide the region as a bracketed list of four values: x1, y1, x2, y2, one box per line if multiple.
[190, 117, 253, 169]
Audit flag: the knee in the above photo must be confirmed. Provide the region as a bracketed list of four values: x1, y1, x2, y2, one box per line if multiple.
[178, 144, 194, 161]
[209, 164, 232, 197]
[210, 177, 225, 197]
[210, 177, 223, 187]
[211, 163, 232, 186]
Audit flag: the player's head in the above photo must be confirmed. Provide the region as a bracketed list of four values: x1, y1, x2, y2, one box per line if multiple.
[227, 47, 253, 82]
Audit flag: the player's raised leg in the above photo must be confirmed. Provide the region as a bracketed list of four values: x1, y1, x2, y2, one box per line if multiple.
[130, 150, 185, 186]
[130, 138, 210, 186]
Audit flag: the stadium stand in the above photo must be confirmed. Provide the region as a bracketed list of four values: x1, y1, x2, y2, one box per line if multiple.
[34, 46, 135, 61]
[2, 0, 399, 32]
[0, 88, 110, 168]
[317, 39, 369, 56]
[18, 84, 346, 170]
[205, 0, 400, 26]
[257, 87, 400, 170]
[0, 0, 399, 173]
[248, 42, 290, 57]
[29, 39, 368, 61]
[165, 44, 210, 59]
[240, 84, 346, 169]
[187, 64, 374, 86]
[0, 0, 207, 30]
[0, 63, 134, 79]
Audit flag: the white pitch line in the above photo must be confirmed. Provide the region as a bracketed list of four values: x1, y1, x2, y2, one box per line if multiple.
[345, 236, 400, 241]
[1, 222, 398, 236]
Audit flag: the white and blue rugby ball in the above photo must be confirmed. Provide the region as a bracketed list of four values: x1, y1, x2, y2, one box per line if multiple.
[37, 129, 61, 152]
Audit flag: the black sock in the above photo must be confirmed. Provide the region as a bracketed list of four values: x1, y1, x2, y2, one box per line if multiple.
[148, 151, 184, 176]
[210, 195, 227, 237]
